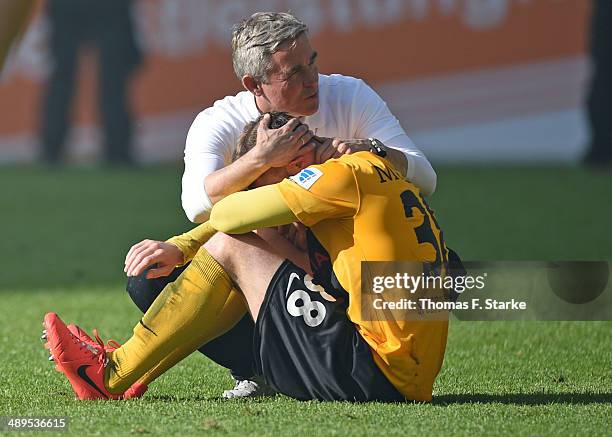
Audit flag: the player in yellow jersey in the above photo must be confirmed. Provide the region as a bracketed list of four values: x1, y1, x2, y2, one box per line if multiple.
[43, 112, 451, 402]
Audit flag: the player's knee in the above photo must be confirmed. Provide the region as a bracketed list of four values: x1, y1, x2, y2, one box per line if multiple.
[126, 264, 187, 313]
[204, 231, 267, 278]
[125, 273, 143, 296]
[125, 273, 153, 313]
[204, 232, 244, 265]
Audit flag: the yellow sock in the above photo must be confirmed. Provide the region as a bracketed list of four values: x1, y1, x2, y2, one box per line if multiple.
[135, 288, 247, 387]
[106, 248, 244, 393]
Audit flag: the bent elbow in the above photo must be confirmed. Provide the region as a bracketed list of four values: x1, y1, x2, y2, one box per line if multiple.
[422, 165, 437, 197]
[182, 196, 211, 224]
[209, 204, 233, 234]
[185, 208, 210, 224]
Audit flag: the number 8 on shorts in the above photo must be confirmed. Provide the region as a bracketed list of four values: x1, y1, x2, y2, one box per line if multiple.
[286, 289, 326, 327]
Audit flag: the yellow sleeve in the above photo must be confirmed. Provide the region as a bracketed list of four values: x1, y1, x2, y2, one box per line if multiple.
[166, 222, 216, 265]
[167, 160, 358, 263]
[276, 159, 359, 227]
[166, 185, 297, 263]
[210, 184, 297, 234]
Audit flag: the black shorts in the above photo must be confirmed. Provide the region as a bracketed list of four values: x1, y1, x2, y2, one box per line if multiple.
[253, 261, 405, 402]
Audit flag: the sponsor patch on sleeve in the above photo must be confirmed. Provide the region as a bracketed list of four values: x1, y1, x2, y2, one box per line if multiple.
[290, 167, 323, 190]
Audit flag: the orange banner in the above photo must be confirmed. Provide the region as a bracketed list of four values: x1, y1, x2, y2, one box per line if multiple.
[0, 0, 590, 140]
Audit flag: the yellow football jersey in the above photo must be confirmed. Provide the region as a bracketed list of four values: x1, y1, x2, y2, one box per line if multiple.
[276, 151, 449, 401]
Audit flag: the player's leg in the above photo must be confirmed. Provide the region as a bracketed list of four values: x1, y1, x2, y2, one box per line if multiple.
[129, 288, 249, 388]
[46, 229, 400, 401]
[106, 233, 281, 397]
[201, 233, 404, 401]
[212, 240, 403, 401]
[43, 237, 250, 400]
[104, 235, 262, 394]
[125, 262, 258, 383]
[112, 231, 402, 401]
[102, 232, 278, 392]
[125, 265, 188, 313]
[206, 232, 283, 321]
[45, 231, 282, 399]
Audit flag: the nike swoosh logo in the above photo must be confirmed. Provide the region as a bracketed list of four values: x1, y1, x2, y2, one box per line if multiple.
[286, 272, 300, 298]
[77, 365, 108, 399]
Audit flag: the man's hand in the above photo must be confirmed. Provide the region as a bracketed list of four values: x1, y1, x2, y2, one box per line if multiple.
[252, 113, 316, 168]
[124, 240, 184, 279]
[314, 138, 371, 164]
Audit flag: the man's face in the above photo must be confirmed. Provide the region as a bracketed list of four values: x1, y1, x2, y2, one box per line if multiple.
[259, 34, 319, 116]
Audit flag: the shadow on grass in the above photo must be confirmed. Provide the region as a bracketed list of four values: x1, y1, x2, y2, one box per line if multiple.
[145, 394, 213, 402]
[145, 394, 275, 403]
[434, 392, 612, 405]
[138, 393, 612, 406]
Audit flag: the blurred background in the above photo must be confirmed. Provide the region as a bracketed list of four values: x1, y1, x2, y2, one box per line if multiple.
[1, 4, 610, 428]
[0, 3, 610, 425]
[0, 0, 594, 164]
[0, 0, 610, 292]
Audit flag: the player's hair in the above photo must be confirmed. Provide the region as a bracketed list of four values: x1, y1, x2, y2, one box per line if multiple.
[232, 12, 308, 83]
[233, 112, 294, 162]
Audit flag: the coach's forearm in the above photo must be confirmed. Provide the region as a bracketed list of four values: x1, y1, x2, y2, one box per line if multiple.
[385, 147, 408, 177]
[383, 145, 437, 196]
[204, 152, 270, 204]
[402, 151, 437, 196]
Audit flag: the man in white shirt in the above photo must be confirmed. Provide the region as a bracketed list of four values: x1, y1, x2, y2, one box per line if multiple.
[125, 11, 437, 399]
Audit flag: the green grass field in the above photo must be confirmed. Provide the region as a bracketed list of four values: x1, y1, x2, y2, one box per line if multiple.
[0, 165, 611, 436]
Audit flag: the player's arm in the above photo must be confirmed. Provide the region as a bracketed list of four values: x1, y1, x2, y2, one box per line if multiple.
[124, 221, 218, 279]
[210, 185, 297, 233]
[169, 188, 295, 266]
[212, 158, 360, 233]
[126, 161, 357, 278]
[125, 185, 310, 278]
[125, 186, 297, 278]
[183, 113, 315, 222]
[176, 159, 359, 247]
[205, 117, 315, 203]
[0, 0, 36, 69]
[175, 196, 310, 272]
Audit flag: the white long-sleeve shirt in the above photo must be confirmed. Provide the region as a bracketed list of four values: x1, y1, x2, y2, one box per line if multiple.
[182, 74, 436, 223]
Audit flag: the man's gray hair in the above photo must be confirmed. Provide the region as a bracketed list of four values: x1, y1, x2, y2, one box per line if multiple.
[232, 12, 308, 83]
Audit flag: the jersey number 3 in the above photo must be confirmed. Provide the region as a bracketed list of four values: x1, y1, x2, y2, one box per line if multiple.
[400, 190, 447, 267]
